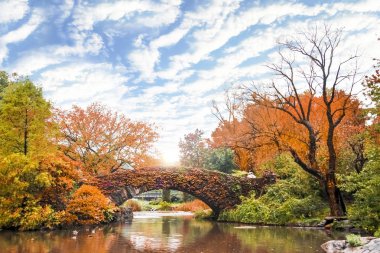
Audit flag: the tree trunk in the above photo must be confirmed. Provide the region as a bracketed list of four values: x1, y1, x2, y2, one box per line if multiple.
[24, 109, 28, 155]
[324, 174, 346, 216]
[162, 189, 171, 202]
[183, 192, 192, 202]
[325, 107, 346, 216]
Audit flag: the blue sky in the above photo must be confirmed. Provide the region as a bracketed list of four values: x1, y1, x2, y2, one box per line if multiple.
[0, 0, 379, 164]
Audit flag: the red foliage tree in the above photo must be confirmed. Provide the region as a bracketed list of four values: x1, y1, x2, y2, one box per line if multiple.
[55, 103, 159, 176]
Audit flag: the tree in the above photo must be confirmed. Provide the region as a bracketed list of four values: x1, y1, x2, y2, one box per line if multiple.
[0, 71, 10, 98]
[178, 129, 208, 202]
[244, 26, 360, 216]
[0, 77, 52, 156]
[365, 40, 380, 111]
[66, 185, 113, 225]
[56, 103, 159, 175]
[178, 129, 207, 168]
[364, 46, 380, 144]
[203, 147, 237, 174]
[0, 74, 78, 230]
[213, 26, 361, 216]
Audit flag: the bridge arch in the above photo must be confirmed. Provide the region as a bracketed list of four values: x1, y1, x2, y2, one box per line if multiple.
[93, 167, 275, 217]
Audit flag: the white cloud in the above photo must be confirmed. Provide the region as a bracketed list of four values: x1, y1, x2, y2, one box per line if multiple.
[0, 0, 29, 24]
[128, 0, 242, 82]
[128, 46, 159, 83]
[9, 31, 104, 75]
[71, 0, 181, 31]
[0, 8, 44, 64]
[168, 2, 318, 79]
[38, 62, 130, 108]
[55, 0, 74, 26]
[12, 52, 61, 75]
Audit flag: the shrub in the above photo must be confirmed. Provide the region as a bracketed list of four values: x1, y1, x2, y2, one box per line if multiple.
[194, 209, 213, 219]
[374, 227, 380, 238]
[123, 199, 142, 211]
[340, 145, 380, 234]
[66, 185, 112, 225]
[158, 201, 172, 211]
[219, 154, 327, 225]
[19, 205, 62, 230]
[346, 234, 362, 247]
[174, 199, 210, 212]
[149, 199, 162, 205]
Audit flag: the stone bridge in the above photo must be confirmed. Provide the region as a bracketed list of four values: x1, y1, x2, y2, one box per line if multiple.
[93, 167, 275, 217]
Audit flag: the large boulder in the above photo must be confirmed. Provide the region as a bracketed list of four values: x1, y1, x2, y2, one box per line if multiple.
[113, 206, 133, 222]
[321, 237, 380, 253]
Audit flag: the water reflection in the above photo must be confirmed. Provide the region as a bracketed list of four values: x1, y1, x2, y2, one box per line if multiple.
[0, 212, 344, 253]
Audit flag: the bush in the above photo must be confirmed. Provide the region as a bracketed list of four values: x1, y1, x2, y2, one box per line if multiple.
[374, 227, 380, 238]
[123, 199, 142, 211]
[340, 145, 380, 234]
[219, 195, 269, 223]
[203, 147, 237, 174]
[149, 199, 162, 205]
[174, 199, 210, 212]
[66, 185, 113, 225]
[194, 209, 213, 219]
[219, 154, 327, 225]
[346, 234, 362, 247]
[158, 201, 172, 211]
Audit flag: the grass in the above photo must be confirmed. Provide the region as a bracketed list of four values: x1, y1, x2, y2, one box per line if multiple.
[122, 199, 142, 211]
[346, 234, 362, 247]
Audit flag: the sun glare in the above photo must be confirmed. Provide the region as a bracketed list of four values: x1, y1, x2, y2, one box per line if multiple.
[161, 150, 180, 166]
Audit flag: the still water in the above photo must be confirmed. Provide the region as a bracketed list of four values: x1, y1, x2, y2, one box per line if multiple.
[0, 212, 342, 253]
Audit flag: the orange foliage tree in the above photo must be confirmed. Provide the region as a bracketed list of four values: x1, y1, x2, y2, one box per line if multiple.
[55, 103, 159, 176]
[66, 185, 112, 225]
[38, 152, 79, 211]
[213, 26, 363, 216]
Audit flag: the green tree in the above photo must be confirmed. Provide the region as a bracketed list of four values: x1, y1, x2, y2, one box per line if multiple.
[179, 129, 207, 167]
[0, 78, 52, 156]
[0, 71, 10, 97]
[340, 144, 380, 234]
[0, 74, 71, 230]
[204, 147, 237, 174]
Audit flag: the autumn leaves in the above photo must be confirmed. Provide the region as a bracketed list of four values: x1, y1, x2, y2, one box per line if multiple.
[0, 72, 159, 229]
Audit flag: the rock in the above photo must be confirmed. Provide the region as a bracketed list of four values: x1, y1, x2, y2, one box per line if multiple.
[114, 206, 133, 222]
[321, 237, 380, 253]
[332, 220, 354, 231]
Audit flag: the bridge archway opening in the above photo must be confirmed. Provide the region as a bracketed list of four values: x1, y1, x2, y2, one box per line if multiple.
[124, 187, 215, 214]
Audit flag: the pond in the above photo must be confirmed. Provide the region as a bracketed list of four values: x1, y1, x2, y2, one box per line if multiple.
[0, 212, 344, 253]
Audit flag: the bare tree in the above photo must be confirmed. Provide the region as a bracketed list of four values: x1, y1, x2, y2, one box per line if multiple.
[243, 25, 359, 216]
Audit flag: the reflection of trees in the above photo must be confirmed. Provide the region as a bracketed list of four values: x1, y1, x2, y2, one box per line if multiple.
[219, 225, 345, 253]
[177, 224, 252, 253]
[0, 218, 345, 253]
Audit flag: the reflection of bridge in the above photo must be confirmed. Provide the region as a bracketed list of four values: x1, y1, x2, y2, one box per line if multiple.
[93, 167, 275, 217]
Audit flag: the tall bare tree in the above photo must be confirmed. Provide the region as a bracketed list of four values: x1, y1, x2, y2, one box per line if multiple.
[243, 25, 359, 216]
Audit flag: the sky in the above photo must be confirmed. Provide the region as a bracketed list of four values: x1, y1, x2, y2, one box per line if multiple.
[0, 0, 379, 165]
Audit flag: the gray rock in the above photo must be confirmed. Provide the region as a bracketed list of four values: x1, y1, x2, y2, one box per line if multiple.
[321, 237, 380, 253]
[114, 206, 133, 222]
